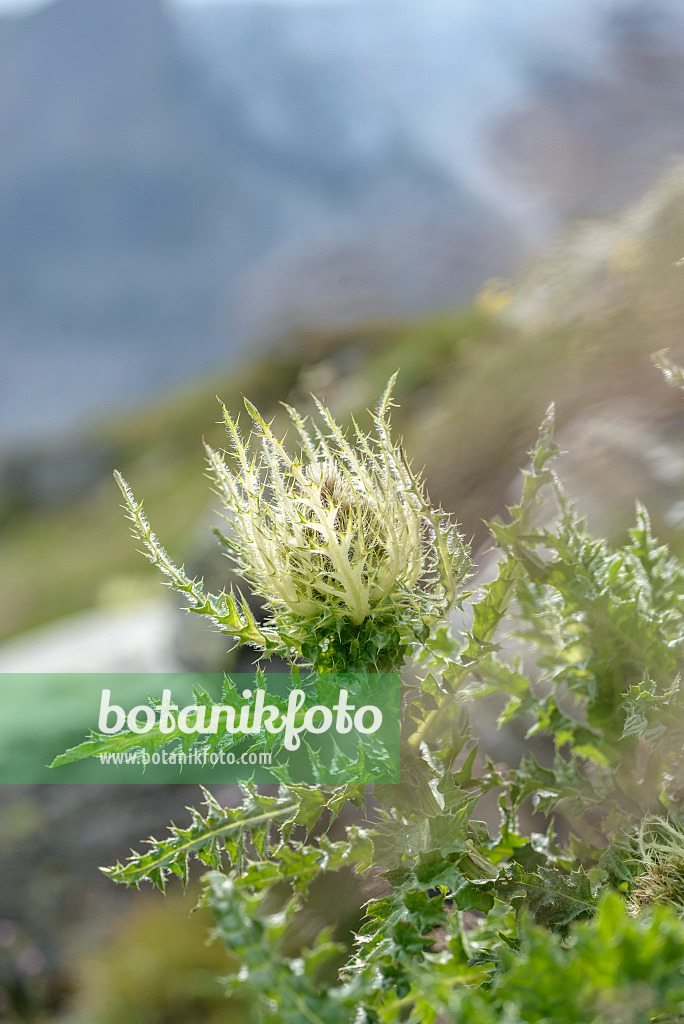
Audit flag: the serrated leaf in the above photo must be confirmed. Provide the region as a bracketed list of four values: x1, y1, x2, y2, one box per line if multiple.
[498, 865, 598, 932]
[101, 786, 300, 889]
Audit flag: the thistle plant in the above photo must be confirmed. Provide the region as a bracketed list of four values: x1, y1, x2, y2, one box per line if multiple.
[56, 363, 684, 1023]
[116, 375, 470, 672]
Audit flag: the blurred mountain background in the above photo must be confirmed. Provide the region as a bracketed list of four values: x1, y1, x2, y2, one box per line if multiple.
[2, 1, 684, 1021]
[2, 0, 684, 448]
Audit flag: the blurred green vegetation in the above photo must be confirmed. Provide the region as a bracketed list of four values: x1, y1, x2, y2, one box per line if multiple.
[71, 893, 244, 1024]
[0, 892, 243, 1024]
[64, 864, 364, 1024]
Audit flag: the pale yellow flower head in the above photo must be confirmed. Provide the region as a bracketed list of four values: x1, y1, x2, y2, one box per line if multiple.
[630, 817, 684, 915]
[205, 376, 469, 634]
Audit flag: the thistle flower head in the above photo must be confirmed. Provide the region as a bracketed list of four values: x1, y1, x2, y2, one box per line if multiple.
[630, 817, 684, 914]
[204, 376, 470, 648]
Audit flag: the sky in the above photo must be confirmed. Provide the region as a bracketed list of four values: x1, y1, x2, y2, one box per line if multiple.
[0, 0, 638, 13]
[0, 0, 52, 11]
[0, 0, 416, 11]
[0, 0, 344, 11]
